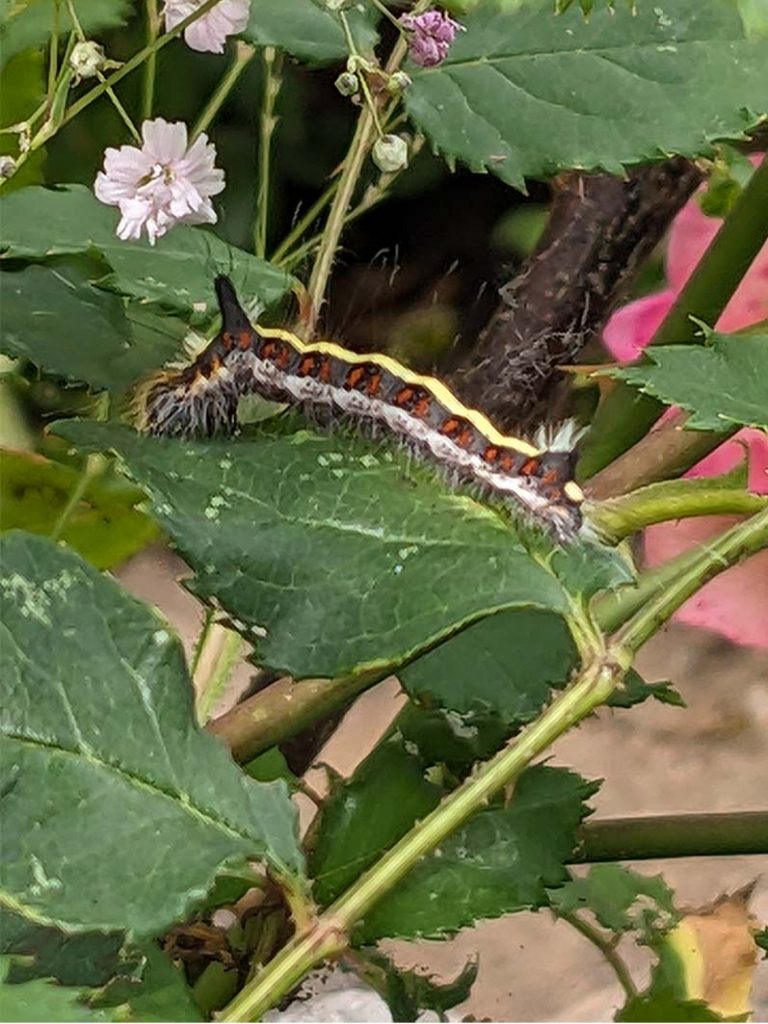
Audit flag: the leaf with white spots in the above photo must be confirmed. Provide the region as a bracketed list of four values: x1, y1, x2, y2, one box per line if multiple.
[52, 420, 575, 679]
[0, 532, 303, 936]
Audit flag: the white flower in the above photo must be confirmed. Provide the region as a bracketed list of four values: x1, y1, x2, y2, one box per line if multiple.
[162, 0, 250, 54]
[94, 118, 225, 245]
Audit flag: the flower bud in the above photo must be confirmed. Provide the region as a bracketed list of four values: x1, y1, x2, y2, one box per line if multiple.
[335, 71, 360, 97]
[69, 40, 108, 79]
[325, 0, 356, 10]
[387, 70, 412, 93]
[372, 134, 408, 173]
[0, 155, 17, 180]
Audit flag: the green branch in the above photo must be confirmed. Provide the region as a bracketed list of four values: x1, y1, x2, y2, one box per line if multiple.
[576, 811, 768, 862]
[559, 911, 637, 999]
[588, 476, 767, 543]
[191, 41, 255, 141]
[580, 155, 768, 478]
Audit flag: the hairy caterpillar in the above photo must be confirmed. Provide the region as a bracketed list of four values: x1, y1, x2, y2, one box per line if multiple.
[136, 276, 586, 542]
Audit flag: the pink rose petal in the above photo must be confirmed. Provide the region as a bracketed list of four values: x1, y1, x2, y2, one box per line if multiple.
[602, 290, 676, 362]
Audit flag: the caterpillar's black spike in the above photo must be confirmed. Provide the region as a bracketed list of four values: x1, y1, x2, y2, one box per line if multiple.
[215, 275, 252, 336]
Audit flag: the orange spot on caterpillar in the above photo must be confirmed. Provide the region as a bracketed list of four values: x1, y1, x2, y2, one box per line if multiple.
[395, 386, 415, 407]
[346, 366, 366, 389]
[221, 332, 233, 351]
[441, 418, 461, 435]
[364, 371, 382, 397]
[441, 417, 473, 447]
[238, 330, 252, 350]
[521, 458, 540, 476]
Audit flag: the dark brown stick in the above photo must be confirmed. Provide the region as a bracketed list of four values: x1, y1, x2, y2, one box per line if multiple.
[450, 158, 703, 430]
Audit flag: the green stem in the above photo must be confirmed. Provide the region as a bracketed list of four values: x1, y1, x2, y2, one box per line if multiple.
[588, 478, 767, 543]
[142, 0, 161, 121]
[48, 0, 60, 106]
[584, 410, 737, 500]
[612, 506, 768, 654]
[576, 811, 768, 862]
[207, 668, 388, 763]
[304, 33, 408, 335]
[280, 136, 425, 272]
[559, 911, 637, 999]
[254, 46, 283, 259]
[191, 41, 255, 141]
[49, 453, 106, 542]
[65, 0, 141, 142]
[271, 183, 340, 266]
[221, 648, 625, 1022]
[580, 155, 768, 478]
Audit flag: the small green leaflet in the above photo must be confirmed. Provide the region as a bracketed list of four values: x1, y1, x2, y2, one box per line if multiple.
[614, 331, 768, 431]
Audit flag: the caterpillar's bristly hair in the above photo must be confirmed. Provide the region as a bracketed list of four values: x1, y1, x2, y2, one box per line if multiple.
[137, 277, 586, 542]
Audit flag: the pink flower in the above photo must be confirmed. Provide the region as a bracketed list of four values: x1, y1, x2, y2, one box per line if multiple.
[162, 0, 250, 54]
[399, 10, 464, 68]
[94, 118, 225, 244]
[602, 155, 768, 649]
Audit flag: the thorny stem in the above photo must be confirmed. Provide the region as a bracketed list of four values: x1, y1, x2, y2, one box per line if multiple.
[271, 184, 340, 266]
[221, 646, 624, 1022]
[142, 0, 161, 121]
[587, 477, 767, 543]
[254, 46, 283, 259]
[191, 41, 255, 141]
[581, 154, 768, 478]
[559, 911, 637, 1000]
[304, 33, 409, 336]
[612, 506, 768, 655]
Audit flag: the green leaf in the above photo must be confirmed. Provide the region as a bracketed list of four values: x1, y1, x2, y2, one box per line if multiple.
[244, 747, 299, 788]
[400, 610, 681, 725]
[0, 0, 132, 69]
[404, 0, 768, 189]
[53, 420, 574, 679]
[608, 673, 685, 709]
[549, 864, 677, 934]
[90, 944, 202, 1023]
[0, 261, 188, 390]
[0, 532, 303, 935]
[398, 703, 511, 769]
[0, 449, 159, 570]
[0, 957, 110, 1023]
[0, 52, 45, 191]
[738, 0, 768, 37]
[755, 926, 768, 958]
[616, 983, 722, 1021]
[0, 186, 291, 319]
[0, 909, 127, 987]
[614, 331, 768, 431]
[358, 766, 599, 941]
[309, 741, 442, 907]
[401, 610, 575, 723]
[243, 0, 378, 63]
[359, 948, 477, 1023]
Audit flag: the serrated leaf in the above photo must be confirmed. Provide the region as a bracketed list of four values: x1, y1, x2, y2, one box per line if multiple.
[0, 909, 127, 987]
[90, 944, 202, 1023]
[53, 420, 574, 679]
[401, 610, 575, 723]
[360, 948, 477, 1023]
[0, 532, 303, 935]
[0, 261, 188, 390]
[404, 0, 768, 189]
[549, 864, 677, 934]
[398, 703, 511, 768]
[309, 741, 442, 907]
[0, 956, 110, 1023]
[0, 449, 159, 570]
[0, 186, 291, 319]
[400, 609, 681, 727]
[616, 989, 722, 1022]
[0, 0, 132, 69]
[243, 0, 378, 63]
[614, 332, 768, 431]
[358, 766, 599, 941]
